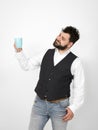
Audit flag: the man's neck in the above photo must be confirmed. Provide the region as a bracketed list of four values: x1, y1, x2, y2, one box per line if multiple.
[57, 48, 70, 54]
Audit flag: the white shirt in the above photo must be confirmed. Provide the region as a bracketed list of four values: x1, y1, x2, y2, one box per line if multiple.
[15, 48, 85, 114]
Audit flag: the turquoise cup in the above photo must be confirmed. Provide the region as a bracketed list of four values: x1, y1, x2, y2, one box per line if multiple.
[15, 38, 22, 48]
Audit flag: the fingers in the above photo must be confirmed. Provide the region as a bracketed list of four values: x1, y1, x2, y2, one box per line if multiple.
[14, 42, 18, 50]
[13, 43, 22, 52]
[63, 113, 73, 121]
[62, 108, 74, 122]
[62, 113, 70, 121]
[14, 43, 16, 48]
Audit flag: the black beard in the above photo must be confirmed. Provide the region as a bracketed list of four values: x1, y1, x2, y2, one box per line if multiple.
[53, 39, 68, 50]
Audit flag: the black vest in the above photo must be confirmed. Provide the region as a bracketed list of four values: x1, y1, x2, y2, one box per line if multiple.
[34, 48, 77, 101]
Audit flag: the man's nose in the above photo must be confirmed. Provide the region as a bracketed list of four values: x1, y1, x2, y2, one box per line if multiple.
[57, 36, 61, 42]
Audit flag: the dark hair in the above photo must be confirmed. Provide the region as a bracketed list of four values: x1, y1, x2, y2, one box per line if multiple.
[62, 26, 80, 44]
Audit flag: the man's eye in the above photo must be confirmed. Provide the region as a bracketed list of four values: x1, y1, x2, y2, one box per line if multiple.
[62, 37, 65, 41]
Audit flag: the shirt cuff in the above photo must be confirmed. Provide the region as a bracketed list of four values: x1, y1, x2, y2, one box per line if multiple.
[14, 50, 24, 59]
[67, 105, 77, 115]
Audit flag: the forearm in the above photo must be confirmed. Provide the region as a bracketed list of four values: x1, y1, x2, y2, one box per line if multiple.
[14, 47, 48, 71]
[68, 84, 85, 114]
[68, 58, 85, 114]
[15, 50, 30, 71]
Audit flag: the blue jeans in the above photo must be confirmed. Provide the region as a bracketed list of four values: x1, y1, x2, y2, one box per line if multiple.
[28, 94, 69, 130]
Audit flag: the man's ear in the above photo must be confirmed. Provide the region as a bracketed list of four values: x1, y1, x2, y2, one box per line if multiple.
[68, 42, 73, 48]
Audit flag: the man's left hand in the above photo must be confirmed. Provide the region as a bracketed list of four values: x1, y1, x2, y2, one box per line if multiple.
[62, 107, 74, 121]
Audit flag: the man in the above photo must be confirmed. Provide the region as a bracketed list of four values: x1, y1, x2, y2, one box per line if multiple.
[14, 26, 85, 130]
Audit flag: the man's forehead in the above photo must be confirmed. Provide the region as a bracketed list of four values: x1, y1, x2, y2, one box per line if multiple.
[60, 32, 70, 38]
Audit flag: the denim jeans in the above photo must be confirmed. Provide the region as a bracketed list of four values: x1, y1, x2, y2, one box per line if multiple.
[28, 94, 69, 130]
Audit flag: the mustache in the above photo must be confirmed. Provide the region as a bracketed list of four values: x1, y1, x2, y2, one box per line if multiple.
[53, 39, 68, 50]
[55, 39, 61, 44]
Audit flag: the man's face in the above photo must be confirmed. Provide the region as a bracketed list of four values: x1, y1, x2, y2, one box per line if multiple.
[53, 32, 73, 50]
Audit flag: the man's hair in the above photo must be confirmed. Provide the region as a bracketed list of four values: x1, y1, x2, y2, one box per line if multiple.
[62, 26, 80, 44]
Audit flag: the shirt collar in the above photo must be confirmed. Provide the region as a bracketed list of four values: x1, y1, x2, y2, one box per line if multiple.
[55, 48, 70, 57]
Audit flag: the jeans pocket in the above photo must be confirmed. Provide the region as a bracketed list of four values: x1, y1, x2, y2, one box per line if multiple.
[59, 98, 69, 108]
[34, 95, 41, 104]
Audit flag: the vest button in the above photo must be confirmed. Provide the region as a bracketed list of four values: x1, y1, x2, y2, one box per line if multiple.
[44, 95, 47, 99]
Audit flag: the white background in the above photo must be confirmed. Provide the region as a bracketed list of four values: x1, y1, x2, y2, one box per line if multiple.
[0, 0, 97, 130]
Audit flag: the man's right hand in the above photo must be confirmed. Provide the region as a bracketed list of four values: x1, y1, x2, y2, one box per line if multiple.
[14, 43, 22, 52]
